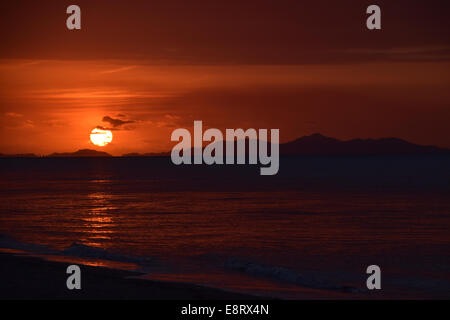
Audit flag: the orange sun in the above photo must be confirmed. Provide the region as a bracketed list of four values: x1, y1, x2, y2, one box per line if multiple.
[90, 128, 113, 146]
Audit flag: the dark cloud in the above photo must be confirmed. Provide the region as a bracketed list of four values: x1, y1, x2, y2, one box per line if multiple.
[1, 1, 449, 64]
[95, 115, 136, 131]
[102, 116, 135, 128]
[96, 125, 116, 131]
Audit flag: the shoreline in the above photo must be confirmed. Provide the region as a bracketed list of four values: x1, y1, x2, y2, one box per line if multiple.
[0, 252, 265, 300]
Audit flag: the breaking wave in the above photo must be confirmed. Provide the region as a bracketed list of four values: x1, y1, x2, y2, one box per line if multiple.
[224, 257, 361, 293]
[0, 234, 153, 267]
[62, 242, 153, 265]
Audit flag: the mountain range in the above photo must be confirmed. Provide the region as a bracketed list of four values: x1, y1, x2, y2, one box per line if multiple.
[1, 134, 449, 158]
[279, 133, 448, 156]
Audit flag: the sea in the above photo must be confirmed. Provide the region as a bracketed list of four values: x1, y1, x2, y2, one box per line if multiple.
[1, 155, 449, 299]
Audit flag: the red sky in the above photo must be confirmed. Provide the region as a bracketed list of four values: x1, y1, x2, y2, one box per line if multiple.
[0, 0, 449, 155]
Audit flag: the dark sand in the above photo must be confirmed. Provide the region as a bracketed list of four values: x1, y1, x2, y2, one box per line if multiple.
[0, 253, 263, 300]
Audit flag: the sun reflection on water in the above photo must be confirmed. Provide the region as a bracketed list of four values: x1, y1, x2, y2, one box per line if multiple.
[79, 192, 118, 248]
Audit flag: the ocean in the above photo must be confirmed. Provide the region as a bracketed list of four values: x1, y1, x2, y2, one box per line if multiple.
[1, 156, 449, 298]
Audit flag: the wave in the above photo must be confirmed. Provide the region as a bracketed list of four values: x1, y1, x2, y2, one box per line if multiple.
[62, 242, 153, 265]
[2, 234, 361, 294]
[0, 234, 153, 267]
[224, 257, 361, 293]
[0, 234, 53, 254]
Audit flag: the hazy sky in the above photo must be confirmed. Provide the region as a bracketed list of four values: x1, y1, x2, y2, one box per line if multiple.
[0, 0, 449, 155]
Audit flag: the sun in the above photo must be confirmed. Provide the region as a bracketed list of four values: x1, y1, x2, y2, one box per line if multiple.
[90, 128, 113, 147]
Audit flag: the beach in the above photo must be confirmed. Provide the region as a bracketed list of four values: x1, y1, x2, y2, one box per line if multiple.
[0, 252, 260, 300]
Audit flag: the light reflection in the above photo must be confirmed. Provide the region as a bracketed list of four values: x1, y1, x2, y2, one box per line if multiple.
[32, 254, 139, 270]
[79, 192, 117, 248]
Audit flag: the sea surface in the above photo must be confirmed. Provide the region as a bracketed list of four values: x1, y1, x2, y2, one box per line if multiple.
[1, 156, 449, 298]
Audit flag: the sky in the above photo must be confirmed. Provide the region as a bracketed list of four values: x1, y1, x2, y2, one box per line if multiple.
[0, 0, 449, 155]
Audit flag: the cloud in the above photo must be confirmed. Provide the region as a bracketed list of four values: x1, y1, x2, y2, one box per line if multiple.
[102, 116, 135, 128]
[95, 115, 137, 131]
[5, 112, 24, 118]
[98, 66, 137, 74]
[164, 114, 181, 121]
[95, 125, 115, 131]
[1, 112, 35, 130]
[2, 2, 449, 65]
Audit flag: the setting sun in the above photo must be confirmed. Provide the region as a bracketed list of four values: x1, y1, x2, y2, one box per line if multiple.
[90, 128, 113, 147]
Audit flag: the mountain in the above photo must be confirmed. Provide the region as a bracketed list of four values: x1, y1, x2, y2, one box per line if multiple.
[2, 135, 448, 159]
[142, 134, 449, 157]
[280, 133, 449, 156]
[47, 149, 112, 157]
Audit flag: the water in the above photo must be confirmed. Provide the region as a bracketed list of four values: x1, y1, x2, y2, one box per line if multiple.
[1, 156, 449, 298]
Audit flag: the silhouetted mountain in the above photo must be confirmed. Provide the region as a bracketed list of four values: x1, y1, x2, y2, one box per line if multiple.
[151, 133, 449, 157]
[4, 135, 447, 159]
[47, 149, 112, 158]
[0, 153, 38, 158]
[280, 133, 449, 156]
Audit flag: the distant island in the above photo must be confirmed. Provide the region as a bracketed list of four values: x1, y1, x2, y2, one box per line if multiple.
[1, 134, 449, 158]
[0, 153, 38, 158]
[47, 149, 112, 158]
[279, 133, 450, 156]
[143, 134, 450, 157]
